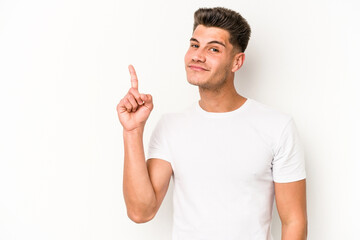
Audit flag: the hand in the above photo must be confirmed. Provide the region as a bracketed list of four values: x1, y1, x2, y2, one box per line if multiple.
[116, 65, 154, 132]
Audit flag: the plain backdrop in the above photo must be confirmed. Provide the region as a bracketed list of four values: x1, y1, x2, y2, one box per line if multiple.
[0, 0, 359, 239]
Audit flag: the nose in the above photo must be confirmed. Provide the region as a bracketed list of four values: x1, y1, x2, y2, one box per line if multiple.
[192, 49, 206, 63]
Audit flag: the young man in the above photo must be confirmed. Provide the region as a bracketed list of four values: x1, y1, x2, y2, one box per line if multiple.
[117, 7, 307, 240]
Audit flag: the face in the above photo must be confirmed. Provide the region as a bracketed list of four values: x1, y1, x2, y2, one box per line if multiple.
[184, 25, 243, 90]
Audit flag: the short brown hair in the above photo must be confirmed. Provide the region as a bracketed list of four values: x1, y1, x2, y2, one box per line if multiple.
[193, 7, 251, 53]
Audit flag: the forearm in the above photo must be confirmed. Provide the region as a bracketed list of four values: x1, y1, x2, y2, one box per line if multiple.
[122, 127, 157, 222]
[281, 221, 307, 240]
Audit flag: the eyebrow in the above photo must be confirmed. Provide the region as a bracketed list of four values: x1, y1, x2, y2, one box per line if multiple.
[190, 37, 226, 48]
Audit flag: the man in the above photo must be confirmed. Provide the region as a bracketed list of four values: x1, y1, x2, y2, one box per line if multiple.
[117, 7, 307, 240]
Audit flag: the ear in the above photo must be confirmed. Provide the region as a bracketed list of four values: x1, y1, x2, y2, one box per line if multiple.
[231, 52, 245, 72]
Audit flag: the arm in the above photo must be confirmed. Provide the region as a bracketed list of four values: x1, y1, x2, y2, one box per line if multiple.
[123, 129, 173, 223]
[119, 65, 173, 223]
[122, 128, 157, 223]
[117, 65, 156, 223]
[274, 179, 307, 240]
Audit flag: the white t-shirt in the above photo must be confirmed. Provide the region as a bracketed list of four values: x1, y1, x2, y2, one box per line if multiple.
[146, 98, 306, 240]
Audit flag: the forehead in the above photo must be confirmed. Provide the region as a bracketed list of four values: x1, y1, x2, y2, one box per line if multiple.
[192, 25, 231, 44]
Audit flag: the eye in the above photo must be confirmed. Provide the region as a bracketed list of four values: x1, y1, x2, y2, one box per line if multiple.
[191, 44, 199, 48]
[210, 48, 219, 52]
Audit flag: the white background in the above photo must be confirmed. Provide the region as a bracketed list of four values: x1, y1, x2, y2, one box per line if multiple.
[0, 0, 359, 239]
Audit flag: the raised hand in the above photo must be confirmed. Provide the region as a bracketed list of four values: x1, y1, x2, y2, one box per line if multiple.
[116, 65, 154, 132]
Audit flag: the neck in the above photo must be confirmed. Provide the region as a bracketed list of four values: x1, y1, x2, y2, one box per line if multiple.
[198, 78, 247, 113]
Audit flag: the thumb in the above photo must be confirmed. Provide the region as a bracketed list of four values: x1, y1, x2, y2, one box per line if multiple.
[141, 94, 153, 112]
[140, 94, 147, 102]
[141, 94, 152, 103]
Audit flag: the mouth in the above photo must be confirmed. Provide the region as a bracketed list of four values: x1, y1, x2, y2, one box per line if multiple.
[188, 65, 209, 71]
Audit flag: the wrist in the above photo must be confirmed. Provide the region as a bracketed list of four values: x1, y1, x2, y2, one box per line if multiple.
[123, 127, 144, 136]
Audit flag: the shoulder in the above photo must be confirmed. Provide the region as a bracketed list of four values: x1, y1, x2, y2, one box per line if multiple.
[244, 99, 300, 156]
[246, 98, 293, 130]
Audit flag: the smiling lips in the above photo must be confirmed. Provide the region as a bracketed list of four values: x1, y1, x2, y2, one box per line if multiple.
[188, 65, 209, 71]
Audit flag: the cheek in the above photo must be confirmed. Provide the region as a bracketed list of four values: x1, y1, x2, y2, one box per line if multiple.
[213, 57, 229, 69]
[184, 50, 191, 62]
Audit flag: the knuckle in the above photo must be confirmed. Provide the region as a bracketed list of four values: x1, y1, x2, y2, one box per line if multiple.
[124, 99, 130, 106]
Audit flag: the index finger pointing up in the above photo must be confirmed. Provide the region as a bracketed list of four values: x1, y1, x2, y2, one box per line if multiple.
[128, 64, 138, 89]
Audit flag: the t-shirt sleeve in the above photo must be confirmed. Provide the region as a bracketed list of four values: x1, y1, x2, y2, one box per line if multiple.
[146, 115, 172, 165]
[272, 118, 306, 183]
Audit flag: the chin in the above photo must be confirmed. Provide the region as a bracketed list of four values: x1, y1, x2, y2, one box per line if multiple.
[186, 75, 203, 86]
[186, 78, 198, 86]
[187, 80, 201, 87]
[187, 78, 211, 89]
